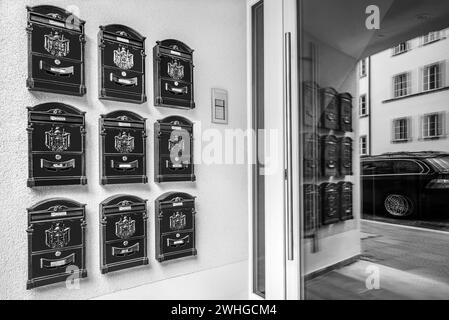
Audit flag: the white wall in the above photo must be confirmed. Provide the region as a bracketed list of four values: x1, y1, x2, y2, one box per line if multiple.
[0, 0, 248, 300]
[371, 29, 449, 154]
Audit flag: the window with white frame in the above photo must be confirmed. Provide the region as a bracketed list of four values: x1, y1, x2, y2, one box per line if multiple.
[392, 118, 411, 142]
[422, 113, 445, 139]
[393, 72, 411, 98]
[359, 94, 368, 116]
[360, 136, 368, 156]
[360, 59, 367, 78]
[392, 42, 409, 55]
[423, 31, 441, 45]
[423, 62, 443, 91]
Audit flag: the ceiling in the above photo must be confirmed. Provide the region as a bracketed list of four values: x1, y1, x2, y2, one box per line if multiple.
[302, 0, 449, 58]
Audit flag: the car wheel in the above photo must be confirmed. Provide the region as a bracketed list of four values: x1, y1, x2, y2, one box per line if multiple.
[383, 193, 415, 218]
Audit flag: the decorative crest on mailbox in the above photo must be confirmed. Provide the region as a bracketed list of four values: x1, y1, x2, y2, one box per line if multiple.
[45, 222, 70, 249]
[45, 126, 70, 152]
[113, 46, 134, 70]
[169, 212, 187, 230]
[44, 31, 70, 57]
[115, 216, 136, 240]
[168, 59, 184, 80]
[114, 131, 135, 153]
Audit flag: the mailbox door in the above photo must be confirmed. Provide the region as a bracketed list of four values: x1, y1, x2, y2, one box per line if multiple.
[339, 182, 353, 221]
[322, 135, 338, 177]
[321, 183, 340, 225]
[320, 88, 339, 130]
[339, 137, 353, 177]
[339, 93, 353, 132]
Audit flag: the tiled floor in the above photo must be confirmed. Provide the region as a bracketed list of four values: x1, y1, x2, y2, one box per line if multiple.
[306, 221, 449, 300]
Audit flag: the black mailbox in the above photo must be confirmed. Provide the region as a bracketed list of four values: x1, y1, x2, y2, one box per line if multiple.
[26, 198, 87, 289]
[321, 135, 338, 177]
[27, 103, 87, 187]
[26, 5, 86, 96]
[320, 87, 339, 130]
[339, 93, 353, 132]
[154, 116, 195, 183]
[320, 183, 340, 225]
[99, 111, 147, 185]
[304, 184, 321, 236]
[303, 81, 320, 127]
[339, 182, 353, 221]
[155, 192, 197, 262]
[303, 133, 321, 179]
[98, 24, 147, 104]
[153, 39, 195, 109]
[100, 195, 149, 274]
[339, 137, 353, 177]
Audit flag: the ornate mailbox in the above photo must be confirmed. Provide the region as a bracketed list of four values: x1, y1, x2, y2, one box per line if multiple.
[153, 39, 195, 109]
[338, 93, 353, 132]
[27, 103, 87, 187]
[154, 116, 195, 183]
[26, 5, 86, 96]
[321, 135, 338, 177]
[303, 81, 319, 127]
[303, 133, 321, 179]
[100, 195, 149, 274]
[320, 87, 339, 130]
[304, 184, 320, 237]
[26, 198, 87, 289]
[155, 192, 197, 262]
[339, 137, 353, 177]
[320, 183, 340, 225]
[98, 24, 146, 104]
[99, 111, 147, 185]
[339, 182, 353, 221]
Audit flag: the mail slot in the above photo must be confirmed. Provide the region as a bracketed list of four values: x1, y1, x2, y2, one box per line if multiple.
[26, 198, 87, 289]
[320, 87, 339, 130]
[338, 93, 353, 132]
[339, 137, 353, 177]
[98, 24, 147, 104]
[304, 184, 321, 237]
[26, 5, 86, 96]
[100, 195, 148, 273]
[154, 116, 195, 182]
[99, 111, 147, 185]
[155, 192, 197, 262]
[27, 102, 86, 187]
[303, 81, 320, 127]
[320, 183, 340, 225]
[339, 182, 353, 221]
[153, 39, 195, 109]
[303, 133, 321, 179]
[321, 135, 338, 177]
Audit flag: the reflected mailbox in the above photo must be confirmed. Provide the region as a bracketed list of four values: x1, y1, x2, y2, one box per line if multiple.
[98, 24, 147, 104]
[339, 182, 353, 221]
[155, 192, 197, 262]
[303, 81, 320, 127]
[26, 5, 86, 96]
[99, 111, 147, 185]
[320, 183, 340, 225]
[339, 137, 353, 177]
[26, 198, 87, 289]
[303, 133, 320, 179]
[153, 39, 195, 109]
[320, 87, 339, 130]
[100, 195, 149, 274]
[321, 135, 338, 177]
[27, 102, 87, 187]
[339, 93, 353, 132]
[154, 116, 195, 182]
[304, 184, 320, 236]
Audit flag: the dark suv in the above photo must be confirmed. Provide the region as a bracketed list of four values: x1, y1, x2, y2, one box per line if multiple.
[361, 152, 449, 218]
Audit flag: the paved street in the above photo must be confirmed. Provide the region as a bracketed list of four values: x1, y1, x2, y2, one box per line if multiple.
[306, 220, 449, 299]
[364, 213, 449, 232]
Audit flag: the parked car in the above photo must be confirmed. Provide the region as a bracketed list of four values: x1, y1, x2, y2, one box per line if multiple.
[361, 152, 449, 218]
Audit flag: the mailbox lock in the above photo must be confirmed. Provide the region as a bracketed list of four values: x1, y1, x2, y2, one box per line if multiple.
[55, 251, 61, 257]
[176, 233, 180, 238]
[55, 154, 62, 160]
[54, 59, 61, 65]
[123, 241, 128, 246]
[122, 156, 128, 161]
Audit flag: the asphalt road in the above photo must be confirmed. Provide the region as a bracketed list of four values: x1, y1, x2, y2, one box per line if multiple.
[363, 213, 449, 232]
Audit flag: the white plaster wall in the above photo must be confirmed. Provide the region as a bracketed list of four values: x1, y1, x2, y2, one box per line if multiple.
[371, 30, 449, 154]
[0, 0, 248, 300]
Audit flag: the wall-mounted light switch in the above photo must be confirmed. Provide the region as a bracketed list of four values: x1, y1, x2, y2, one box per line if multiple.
[211, 88, 228, 124]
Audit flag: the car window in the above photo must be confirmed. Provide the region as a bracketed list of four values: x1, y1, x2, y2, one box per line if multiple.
[362, 160, 394, 175]
[393, 160, 422, 174]
[427, 156, 449, 173]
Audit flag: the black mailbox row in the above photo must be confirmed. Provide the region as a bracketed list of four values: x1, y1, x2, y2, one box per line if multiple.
[27, 103, 195, 187]
[27, 5, 195, 108]
[304, 133, 353, 178]
[303, 82, 353, 132]
[27, 193, 197, 290]
[304, 182, 353, 233]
